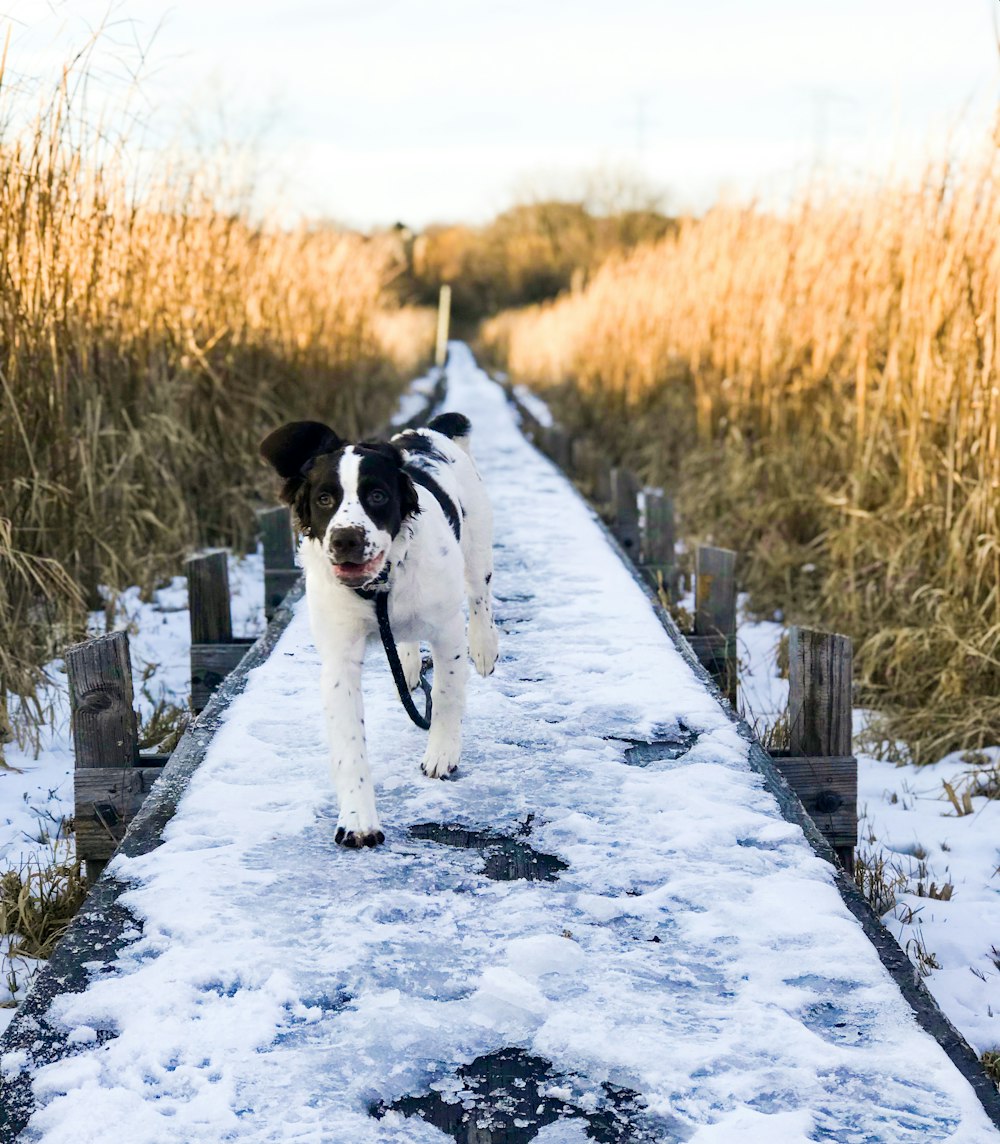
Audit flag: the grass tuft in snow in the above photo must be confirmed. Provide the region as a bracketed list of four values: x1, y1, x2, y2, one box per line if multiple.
[903, 931, 943, 978]
[980, 1050, 1000, 1088]
[854, 847, 909, 916]
[941, 755, 1000, 817]
[0, 833, 86, 966]
[137, 698, 190, 755]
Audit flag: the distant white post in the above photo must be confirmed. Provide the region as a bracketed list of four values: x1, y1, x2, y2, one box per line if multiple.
[435, 284, 451, 368]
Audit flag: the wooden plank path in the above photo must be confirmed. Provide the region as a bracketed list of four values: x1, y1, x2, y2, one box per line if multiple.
[1, 345, 998, 1142]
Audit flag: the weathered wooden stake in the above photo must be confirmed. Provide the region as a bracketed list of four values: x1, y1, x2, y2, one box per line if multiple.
[187, 551, 232, 645]
[67, 631, 158, 881]
[788, 627, 853, 757]
[66, 632, 139, 774]
[690, 545, 737, 702]
[593, 454, 613, 509]
[773, 626, 857, 873]
[187, 551, 253, 713]
[641, 490, 676, 597]
[569, 438, 612, 508]
[256, 506, 298, 619]
[544, 426, 573, 472]
[434, 283, 451, 368]
[610, 468, 641, 556]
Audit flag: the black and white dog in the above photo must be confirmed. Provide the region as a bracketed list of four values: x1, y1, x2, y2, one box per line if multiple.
[260, 413, 499, 848]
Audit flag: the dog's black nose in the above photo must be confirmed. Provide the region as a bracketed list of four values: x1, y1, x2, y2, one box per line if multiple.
[328, 526, 367, 563]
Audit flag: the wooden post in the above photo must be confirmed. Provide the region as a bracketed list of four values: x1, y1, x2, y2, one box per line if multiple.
[690, 545, 737, 702]
[544, 426, 572, 472]
[435, 284, 451, 368]
[187, 551, 254, 713]
[593, 454, 613, 510]
[256, 506, 298, 619]
[66, 632, 138, 774]
[642, 490, 676, 596]
[569, 438, 611, 509]
[767, 627, 857, 872]
[569, 432, 590, 478]
[772, 626, 857, 873]
[570, 437, 593, 487]
[610, 468, 641, 556]
[187, 551, 232, 645]
[788, 627, 853, 757]
[67, 631, 155, 881]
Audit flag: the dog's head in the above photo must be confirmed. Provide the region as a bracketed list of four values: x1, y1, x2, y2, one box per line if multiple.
[259, 420, 419, 588]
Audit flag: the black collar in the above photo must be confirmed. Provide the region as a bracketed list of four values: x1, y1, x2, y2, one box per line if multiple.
[352, 562, 391, 601]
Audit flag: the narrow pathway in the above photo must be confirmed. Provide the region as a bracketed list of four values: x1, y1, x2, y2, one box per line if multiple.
[6, 345, 997, 1143]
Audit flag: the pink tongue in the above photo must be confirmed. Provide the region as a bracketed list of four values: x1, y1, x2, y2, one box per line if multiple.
[338, 555, 379, 574]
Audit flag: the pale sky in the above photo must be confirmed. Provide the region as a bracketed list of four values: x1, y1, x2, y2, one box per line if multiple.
[2, 0, 998, 227]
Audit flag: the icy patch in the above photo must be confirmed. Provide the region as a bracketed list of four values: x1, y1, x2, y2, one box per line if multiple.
[371, 1046, 679, 1141]
[409, 822, 568, 882]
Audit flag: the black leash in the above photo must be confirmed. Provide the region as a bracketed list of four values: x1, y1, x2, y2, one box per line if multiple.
[353, 459, 463, 731]
[374, 590, 433, 730]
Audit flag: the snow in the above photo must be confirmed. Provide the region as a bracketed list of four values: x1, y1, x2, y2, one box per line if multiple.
[513, 382, 554, 428]
[0, 555, 266, 1021]
[734, 608, 788, 732]
[390, 366, 442, 428]
[3, 344, 999, 1140]
[857, 746, 1000, 1054]
[734, 602, 1000, 1058]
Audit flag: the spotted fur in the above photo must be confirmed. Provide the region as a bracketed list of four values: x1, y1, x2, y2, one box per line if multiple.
[259, 414, 499, 848]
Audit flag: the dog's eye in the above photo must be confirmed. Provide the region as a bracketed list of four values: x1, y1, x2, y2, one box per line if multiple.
[368, 489, 388, 506]
[316, 492, 334, 508]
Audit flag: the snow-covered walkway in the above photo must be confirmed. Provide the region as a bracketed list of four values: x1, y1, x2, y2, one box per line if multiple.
[3, 345, 998, 1142]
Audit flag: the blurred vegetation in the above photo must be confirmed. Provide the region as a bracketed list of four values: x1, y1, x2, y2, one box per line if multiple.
[0, 68, 434, 752]
[396, 197, 674, 323]
[482, 129, 1000, 763]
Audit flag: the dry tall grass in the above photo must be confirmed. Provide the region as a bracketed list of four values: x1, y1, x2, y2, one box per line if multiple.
[483, 136, 1000, 760]
[0, 83, 433, 748]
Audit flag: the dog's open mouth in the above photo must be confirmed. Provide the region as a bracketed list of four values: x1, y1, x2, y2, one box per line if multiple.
[331, 551, 386, 586]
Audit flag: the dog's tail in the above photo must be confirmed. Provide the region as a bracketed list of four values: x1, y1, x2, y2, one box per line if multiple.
[427, 412, 472, 454]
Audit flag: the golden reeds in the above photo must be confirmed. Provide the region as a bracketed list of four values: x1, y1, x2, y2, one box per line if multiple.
[483, 136, 1000, 760]
[0, 80, 433, 749]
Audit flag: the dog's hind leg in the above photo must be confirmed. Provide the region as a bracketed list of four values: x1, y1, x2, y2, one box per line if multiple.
[421, 615, 467, 779]
[398, 642, 422, 692]
[320, 633, 384, 848]
[462, 489, 499, 678]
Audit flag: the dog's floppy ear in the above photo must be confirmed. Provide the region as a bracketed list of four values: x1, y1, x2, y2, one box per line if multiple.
[260, 420, 342, 479]
[398, 461, 420, 521]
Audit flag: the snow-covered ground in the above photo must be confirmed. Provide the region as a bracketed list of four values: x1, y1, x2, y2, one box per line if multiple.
[390, 366, 442, 428]
[513, 382, 554, 428]
[0, 360, 441, 1018]
[0, 555, 266, 1020]
[3, 344, 997, 1141]
[737, 608, 1000, 1059]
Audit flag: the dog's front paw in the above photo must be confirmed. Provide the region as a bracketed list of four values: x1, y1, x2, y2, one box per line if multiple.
[469, 618, 499, 677]
[335, 826, 385, 848]
[421, 741, 460, 779]
[335, 804, 384, 849]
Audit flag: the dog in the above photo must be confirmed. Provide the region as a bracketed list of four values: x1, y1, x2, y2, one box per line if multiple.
[259, 413, 499, 848]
